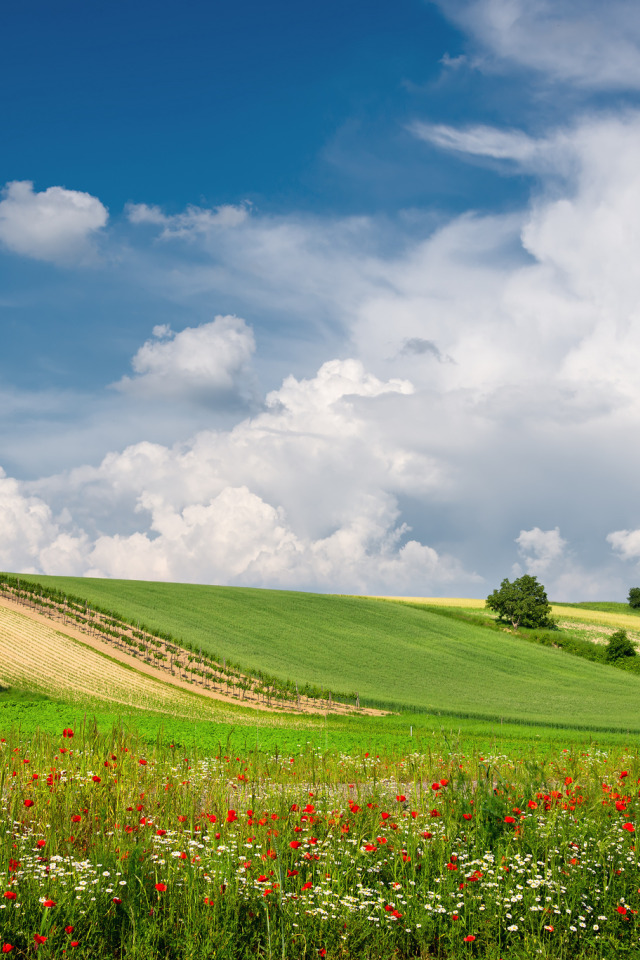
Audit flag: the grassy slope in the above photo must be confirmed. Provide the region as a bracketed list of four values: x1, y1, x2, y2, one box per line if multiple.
[13, 574, 640, 731]
[556, 601, 640, 620]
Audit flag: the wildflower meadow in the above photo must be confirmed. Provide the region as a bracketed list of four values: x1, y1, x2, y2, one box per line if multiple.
[1, 724, 639, 959]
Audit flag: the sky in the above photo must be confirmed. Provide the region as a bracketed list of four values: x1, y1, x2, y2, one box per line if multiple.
[2, 0, 640, 599]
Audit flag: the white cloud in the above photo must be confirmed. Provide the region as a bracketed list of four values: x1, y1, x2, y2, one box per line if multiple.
[6, 359, 478, 594]
[0, 180, 108, 263]
[411, 122, 546, 167]
[607, 529, 640, 561]
[127, 200, 248, 237]
[0, 469, 87, 575]
[115, 315, 257, 403]
[439, 0, 640, 89]
[516, 526, 567, 576]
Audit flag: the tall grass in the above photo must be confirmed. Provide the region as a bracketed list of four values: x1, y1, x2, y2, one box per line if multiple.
[1, 721, 639, 958]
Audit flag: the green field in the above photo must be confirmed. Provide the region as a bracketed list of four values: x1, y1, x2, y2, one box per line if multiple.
[10, 574, 640, 732]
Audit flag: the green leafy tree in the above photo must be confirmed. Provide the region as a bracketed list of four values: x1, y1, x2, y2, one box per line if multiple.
[628, 587, 640, 609]
[605, 629, 637, 662]
[486, 574, 554, 630]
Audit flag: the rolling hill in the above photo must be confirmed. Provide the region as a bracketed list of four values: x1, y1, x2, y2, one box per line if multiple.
[9, 574, 640, 731]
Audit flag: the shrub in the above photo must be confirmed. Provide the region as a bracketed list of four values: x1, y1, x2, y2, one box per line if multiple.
[605, 629, 637, 662]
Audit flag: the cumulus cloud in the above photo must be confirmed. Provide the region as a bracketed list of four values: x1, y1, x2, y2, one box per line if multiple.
[0, 469, 87, 574]
[438, 0, 640, 89]
[115, 315, 257, 404]
[607, 529, 640, 561]
[348, 113, 640, 424]
[0, 180, 108, 262]
[6, 359, 479, 594]
[515, 526, 567, 576]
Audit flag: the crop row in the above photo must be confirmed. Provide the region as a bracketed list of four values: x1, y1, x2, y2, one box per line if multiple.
[0, 575, 361, 714]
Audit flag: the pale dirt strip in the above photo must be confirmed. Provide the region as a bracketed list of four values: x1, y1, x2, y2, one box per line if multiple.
[0, 594, 385, 719]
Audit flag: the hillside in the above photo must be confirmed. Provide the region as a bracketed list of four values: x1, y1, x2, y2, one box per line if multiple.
[10, 574, 640, 731]
[0, 599, 243, 722]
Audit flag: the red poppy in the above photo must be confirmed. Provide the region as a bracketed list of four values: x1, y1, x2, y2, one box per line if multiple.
[396, 794, 406, 802]
[70, 942, 80, 948]
[92, 776, 101, 783]
[463, 935, 476, 942]
[63, 729, 74, 738]
[617, 905, 628, 915]
[289, 841, 302, 849]
[36, 840, 46, 848]
[623, 823, 635, 832]
[1, 947, 14, 953]
[139, 759, 148, 765]
[504, 816, 516, 824]
[34, 935, 48, 945]
[302, 882, 313, 890]
[24, 799, 34, 808]
[156, 829, 167, 836]
[154, 883, 167, 892]
[65, 926, 74, 934]
[112, 897, 122, 904]
[71, 814, 81, 823]
[3, 893, 16, 901]
[226, 810, 238, 823]
[43, 899, 56, 907]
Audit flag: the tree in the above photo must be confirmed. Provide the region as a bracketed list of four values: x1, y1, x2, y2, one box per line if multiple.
[628, 587, 640, 609]
[605, 629, 637, 662]
[486, 574, 554, 630]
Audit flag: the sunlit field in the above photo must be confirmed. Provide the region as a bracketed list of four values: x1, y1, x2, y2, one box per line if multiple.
[1, 724, 639, 959]
[3, 578, 640, 958]
[9, 576, 640, 730]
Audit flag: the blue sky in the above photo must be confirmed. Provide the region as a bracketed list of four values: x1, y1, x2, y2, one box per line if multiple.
[2, 0, 640, 598]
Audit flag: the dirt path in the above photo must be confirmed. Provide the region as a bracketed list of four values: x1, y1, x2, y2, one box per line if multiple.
[0, 592, 385, 718]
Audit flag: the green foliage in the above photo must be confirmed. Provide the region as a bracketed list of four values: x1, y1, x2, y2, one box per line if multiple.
[605, 629, 637, 662]
[486, 574, 554, 630]
[1, 726, 640, 959]
[628, 587, 640, 609]
[8, 572, 640, 732]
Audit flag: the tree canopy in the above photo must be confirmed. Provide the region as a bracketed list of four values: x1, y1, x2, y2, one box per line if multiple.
[628, 587, 640, 609]
[486, 575, 554, 630]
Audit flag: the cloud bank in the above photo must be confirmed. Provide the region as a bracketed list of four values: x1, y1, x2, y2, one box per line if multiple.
[2, 359, 476, 594]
